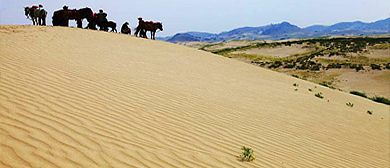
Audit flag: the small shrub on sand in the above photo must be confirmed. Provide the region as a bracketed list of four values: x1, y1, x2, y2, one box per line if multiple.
[355, 64, 364, 72]
[315, 92, 324, 99]
[371, 97, 390, 105]
[367, 110, 373, 115]
[292, 74, 299, 78]
[371, 64, 381, 70]
[308, 88, 312, 92]
[346, 102, 354, 107]
[239, 146, 255, 162]
[350, 91, 367, 98]
[293, 83, 299, 87]
[319, 82, 336, 90]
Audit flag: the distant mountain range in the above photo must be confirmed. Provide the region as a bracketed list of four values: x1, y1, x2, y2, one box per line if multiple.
[160, 18, 390, 43]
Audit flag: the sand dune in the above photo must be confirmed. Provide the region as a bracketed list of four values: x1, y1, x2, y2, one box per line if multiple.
[0, 25, 389, 168]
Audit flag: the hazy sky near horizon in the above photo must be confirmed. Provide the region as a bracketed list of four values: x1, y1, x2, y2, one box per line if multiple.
[0, 0, 389, 36]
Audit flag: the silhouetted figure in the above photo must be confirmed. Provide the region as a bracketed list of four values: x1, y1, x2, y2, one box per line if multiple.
[135, 17, 147, 38]
[107, 21, 117, 32]
[121, 22, 131, 34]
[52, 7, 93, 28]
[24, 4, 47, 25]
[96, 9, 108, 31]
[63, 5, 69, 10]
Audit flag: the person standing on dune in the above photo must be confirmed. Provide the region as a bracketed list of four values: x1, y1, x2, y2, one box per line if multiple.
[135, 17, 147, 38]
[96, 9, 108, 31]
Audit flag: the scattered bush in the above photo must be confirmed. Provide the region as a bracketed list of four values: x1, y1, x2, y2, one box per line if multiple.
[319, 82, 336, 89]
[371, 96, 390, 105]
[326, 63, 342, 69]
[308, 88, 312, 92]
[293, 83, 299, 87]
[346, 102, 354, 107]
[386, 63, 390, 69]
[239, 146, 255, 162]
[367, 110, 373, 115]
[310, 64, 321, 71]
[350, 91, 367, 98]
[315, 92, 324, 99]
[297, 64, 309, 70]
[371, 64, 381, 70]
[349, 64, 358, 69]
[292, 74, 299, 78]
[284, 64, 295, 69]
[269, 61, 283, 68]
[355, 64, 364, 72]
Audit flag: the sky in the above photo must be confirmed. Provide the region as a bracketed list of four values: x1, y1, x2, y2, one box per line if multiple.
[0, 0, 389, 37]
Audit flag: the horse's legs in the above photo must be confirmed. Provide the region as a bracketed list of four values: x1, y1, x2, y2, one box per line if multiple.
[42, 16, 46, 26]
[151, 31, 156, 40]
[65, 19, 69, 26]
[38, 17, 42, 25]
[76, 19, 82, 28]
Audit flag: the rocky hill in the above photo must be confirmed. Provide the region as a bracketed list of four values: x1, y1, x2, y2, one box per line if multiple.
[165, 18, 390, 43]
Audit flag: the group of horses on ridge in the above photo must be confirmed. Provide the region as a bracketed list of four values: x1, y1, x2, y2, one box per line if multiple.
[24, 6, 47, 26]
[24, 6, 163, 40]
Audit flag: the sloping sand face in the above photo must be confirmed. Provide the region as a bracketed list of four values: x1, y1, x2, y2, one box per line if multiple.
[0, 25, 388, 168]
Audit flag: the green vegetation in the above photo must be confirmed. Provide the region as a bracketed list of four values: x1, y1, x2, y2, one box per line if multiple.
[199, 43, 223, 51]
[293, 83, 299, 87]
[319, 82, 336, 90]
[204, 37, 390, 71]
[367, 110, 373, 115]
[199, 37, 390, 103]
[346, 102, 354, 107]
[350, 91, 368, 98]
[315, 92, 324, 99]
[350, 91, 390, 106]
[239, 146, 255, 162]
[371, 96, 390, 105]
[370, 43, 390, 50]
[308, 88, 312, 92]
[370, 64, 381, 70]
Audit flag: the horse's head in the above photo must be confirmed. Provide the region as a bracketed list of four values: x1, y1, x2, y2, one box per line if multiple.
[24, 7, 30, 17]
[157, 22, 163, 31]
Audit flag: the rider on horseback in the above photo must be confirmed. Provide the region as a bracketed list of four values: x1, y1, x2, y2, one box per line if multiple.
[37, 4, 44, 10]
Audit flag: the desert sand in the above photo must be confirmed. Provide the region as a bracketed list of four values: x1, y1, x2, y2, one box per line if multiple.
[0, 25, 389, 168]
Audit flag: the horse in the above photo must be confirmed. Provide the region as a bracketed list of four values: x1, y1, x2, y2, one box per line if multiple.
[107, 21, 117, 32]
[135, 21, 163, 40]
[24, 7, 47, 25]
[52, 7, 94, 28]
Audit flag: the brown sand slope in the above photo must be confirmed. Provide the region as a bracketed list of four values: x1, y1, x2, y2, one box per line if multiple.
[0, 25, 389, 168]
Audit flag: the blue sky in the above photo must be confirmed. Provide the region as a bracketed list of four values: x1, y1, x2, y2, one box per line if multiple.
[0, 0, 389, 36]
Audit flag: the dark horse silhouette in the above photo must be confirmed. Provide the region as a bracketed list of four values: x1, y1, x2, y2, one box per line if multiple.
[87, 15, 116, 32]
[135, 21, 163, 40]
[52, 8, 94, 28]
[106, 21, 117, 32]
[24, 7, 47, 25]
